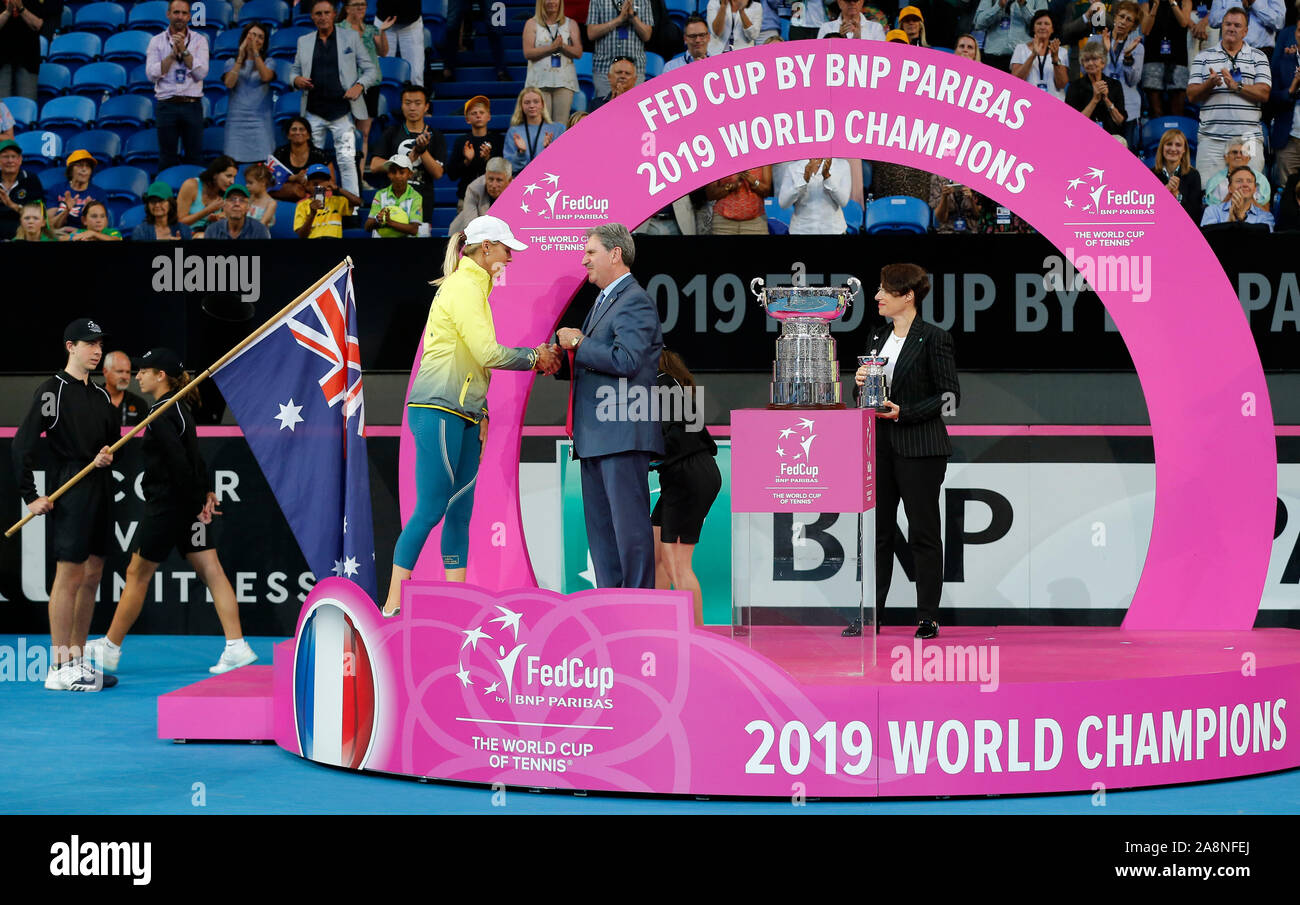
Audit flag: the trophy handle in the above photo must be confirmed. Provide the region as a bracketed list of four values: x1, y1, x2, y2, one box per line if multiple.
[750, 277, 765, 301]
[845, 276, 862, 307]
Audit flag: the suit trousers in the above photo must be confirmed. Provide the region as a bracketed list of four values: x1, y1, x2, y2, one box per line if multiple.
[156, 99, 204, 170]
[580, 451, 655, 589]
[875, 444, 947, 625]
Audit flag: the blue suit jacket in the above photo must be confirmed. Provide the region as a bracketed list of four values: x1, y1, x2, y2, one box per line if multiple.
[571, 275, 665, 459]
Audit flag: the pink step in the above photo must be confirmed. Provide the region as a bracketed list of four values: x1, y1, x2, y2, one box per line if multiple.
[156, 665, 276, 741]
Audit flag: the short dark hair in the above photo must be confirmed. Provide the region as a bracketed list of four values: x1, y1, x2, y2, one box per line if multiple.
[311, 0, 335, 10]
[879, 263, 930, 306]
[399, 81, 429, 102]
[168, 0, 191, 8]
[684, 13, 708, 26]
[1228, 165, 1257, 184]
[1222, 5, 1248, 24]
[1030, 9, 1054, 29]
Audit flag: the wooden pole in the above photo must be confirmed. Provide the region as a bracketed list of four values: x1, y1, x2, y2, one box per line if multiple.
[5, 258, 352, 539]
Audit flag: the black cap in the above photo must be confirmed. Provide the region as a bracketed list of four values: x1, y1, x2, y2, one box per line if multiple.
[64, 318, 106, 344]
[139, 347, 184, 378]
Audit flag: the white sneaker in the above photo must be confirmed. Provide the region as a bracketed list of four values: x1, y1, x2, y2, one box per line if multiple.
[210, 641, 258, 674]
[44, 658, 106, 692]
[83, 637, 120, 672]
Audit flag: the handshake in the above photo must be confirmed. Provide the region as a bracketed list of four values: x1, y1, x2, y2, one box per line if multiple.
[533, 342, 562, 376]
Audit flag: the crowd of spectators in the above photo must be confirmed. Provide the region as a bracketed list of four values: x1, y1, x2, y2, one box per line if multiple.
[2, 0, 1298, 239]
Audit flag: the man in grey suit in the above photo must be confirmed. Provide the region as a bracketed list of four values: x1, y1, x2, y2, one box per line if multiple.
[291, 0, 379, 197]
[555, 224, 664, 589]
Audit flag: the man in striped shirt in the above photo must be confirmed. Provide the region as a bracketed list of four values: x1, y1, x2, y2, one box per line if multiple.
[1186, 6, 1271, 179]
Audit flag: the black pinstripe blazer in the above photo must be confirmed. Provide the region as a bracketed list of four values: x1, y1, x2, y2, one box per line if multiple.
[860, 319, 960, 458]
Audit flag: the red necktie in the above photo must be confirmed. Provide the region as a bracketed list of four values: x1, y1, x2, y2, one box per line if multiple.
[565, 348, 577, 438]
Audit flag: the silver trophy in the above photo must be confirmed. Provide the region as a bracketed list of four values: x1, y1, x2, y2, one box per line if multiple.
[857, 355, 890, 412]
[752, 277, 861, 409]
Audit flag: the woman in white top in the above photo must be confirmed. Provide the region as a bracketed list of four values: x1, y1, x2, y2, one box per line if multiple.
[1010, 10, 1069, 102]
[816, 0, 887, 40]
[523, 0, 582, 125]
[707, 0, 763, 55]
[776, 158, 853, 234]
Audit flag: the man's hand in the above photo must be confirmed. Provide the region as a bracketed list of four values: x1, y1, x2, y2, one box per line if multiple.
[534, 342, 561, 374]
[462, 140, 475, 163]
[619, 0, 634, 22]
[293, 76, 314, 89]
[27, 497, 52, 516]
[0, 185, 14, 212]
[344, 83, 363, 101]
[839, 17, 857, 38]
[1191, 18, 1208, 39]
[556, 327, 584, 349]
[1220, 68, 1238, 92]
[172, 33, 186, 58]
[478, 141, 492, 159]
[1230, 188, 1252, 220]
[94, 446, 113, 468]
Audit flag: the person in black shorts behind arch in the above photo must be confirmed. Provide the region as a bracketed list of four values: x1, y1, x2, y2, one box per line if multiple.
[85, 348, 257, 677]
[12, 319, 120, 692]
[650, 349, 721, 626]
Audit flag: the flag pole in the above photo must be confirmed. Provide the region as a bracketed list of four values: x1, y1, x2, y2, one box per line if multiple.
[5, 259, 353, 539]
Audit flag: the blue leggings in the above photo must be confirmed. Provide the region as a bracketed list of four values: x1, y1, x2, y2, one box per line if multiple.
[393, 407, 481, 571]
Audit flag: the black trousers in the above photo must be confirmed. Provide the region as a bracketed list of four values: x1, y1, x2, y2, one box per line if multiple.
[156, 99, 203, 170]
[875, 446, 948, 625]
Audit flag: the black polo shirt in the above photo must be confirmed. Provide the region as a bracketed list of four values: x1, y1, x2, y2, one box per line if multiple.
[13, 370, 119, 504]
[307, 28, 349, 121]
[373, 121, 447, 218]
[377, 0, 422, 26]
[0, 168, 46, 240]
[115, 390, 150, 427]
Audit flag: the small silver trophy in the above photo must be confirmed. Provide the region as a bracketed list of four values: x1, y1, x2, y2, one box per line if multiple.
[752, 277, 861, 409]
[857, 355, 890, 412]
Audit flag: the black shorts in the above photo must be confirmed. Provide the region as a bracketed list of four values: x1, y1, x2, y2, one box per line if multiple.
[363, 84, 380, 119]
[133, 504, 212, 563]
[50, 466, 111, 563]
[651, 453, 722, 545]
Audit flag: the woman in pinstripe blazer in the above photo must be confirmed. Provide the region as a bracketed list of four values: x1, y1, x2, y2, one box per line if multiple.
[846, 263, 960, 640]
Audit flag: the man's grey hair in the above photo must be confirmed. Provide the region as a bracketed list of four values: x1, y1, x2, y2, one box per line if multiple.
[103, 350, 130, 370]
[485, 157, 511, 176]
[585, 223, 635, 266]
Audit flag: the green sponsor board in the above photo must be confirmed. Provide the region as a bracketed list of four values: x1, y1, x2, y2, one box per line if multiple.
[558, 442, 733, 625]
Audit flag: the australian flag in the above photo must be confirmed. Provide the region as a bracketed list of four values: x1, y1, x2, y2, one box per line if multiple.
[212, 263, 377, 600]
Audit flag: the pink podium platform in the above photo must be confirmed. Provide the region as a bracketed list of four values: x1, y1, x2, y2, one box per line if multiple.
[157, 665, 276, 742]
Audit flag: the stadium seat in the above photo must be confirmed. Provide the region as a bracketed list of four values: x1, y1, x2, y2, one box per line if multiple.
[126, 1, 169, 32]
[645, 52, 665, 79]
[203, 81, 229, 108]
[48, 33, 103, 67]
[665, 0, 692, 28]
[37, 63, 73, 105]
[104, 197, 134, 227]
[271, 200, 300, 238]
[202, 125, 227, 158]
[430, 207, 457, 234]
[213, 29, 244, 60]
[74, 2, 127, 38]
[421, 0, 447, 24]
[71, 61, 128, 99]
[14, 131, 62, 172]
[38, 95, 98, 142]
[60, 5, 72, 30]
[93, 164, 150, 202]
[842, 199, 864, 234]
[237, 0, 290, 27]
[102, 30, 152, 65]
[570, 89, 587, 113]
[274, 91, 303, 127]
[193, 0, 234, 30]
[97, 93, 154, 132]
[156, 164, 204, 192]
[40, 34, 47, 58]
[65, 129, 122, 167]
[865, 195, 932, 234]
[379, 56, 412, 90]
[764, 197, 794, 231]
[766, 218, 789, 235]
[118, 203, 147, 233]
[268, 27, 310, 60]
[39, 167, 68, 193]
[212, 95, 229, 126]
[126, 63, 155, 97]
[1140, 116, 1200, 155]
[122, 130, 161, 168]
[575, 54, 593, 98]
[2, 95, 38, 131]
[271, 59, 296, 93]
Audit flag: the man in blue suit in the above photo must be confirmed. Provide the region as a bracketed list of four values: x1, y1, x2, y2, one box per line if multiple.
[556, 224, 664, 589]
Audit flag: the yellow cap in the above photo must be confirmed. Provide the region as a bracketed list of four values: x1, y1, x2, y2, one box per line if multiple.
[65, 148, 97, 168]
[886, 29, 909, 42]
[899, 5, 924, 21]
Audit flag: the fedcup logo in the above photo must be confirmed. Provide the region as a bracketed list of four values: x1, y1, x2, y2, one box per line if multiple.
[1062, 166, 1157, 217]
[461, 605, 615, 709]
[518, 172, 611, 221]
[775, 417, 819, 478]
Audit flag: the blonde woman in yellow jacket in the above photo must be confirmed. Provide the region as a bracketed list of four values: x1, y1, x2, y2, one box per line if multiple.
[382, 216, 560, 616]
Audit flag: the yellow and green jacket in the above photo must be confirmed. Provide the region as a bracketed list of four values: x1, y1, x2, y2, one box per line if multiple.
[407, 255, 537, 423]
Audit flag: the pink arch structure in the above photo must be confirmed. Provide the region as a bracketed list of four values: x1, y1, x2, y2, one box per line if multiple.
[401, 41, 1276, 630]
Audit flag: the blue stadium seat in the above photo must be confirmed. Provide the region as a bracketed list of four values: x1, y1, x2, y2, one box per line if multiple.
[60, 5, 73, 30]
[842, 199, 864, 234]
[212, 94, 229, 125]
[1140, 116, 1200, 155]
[93, 164, 150, 203]
[14, 131, 62, 171]
[379, 56, 412, 90]
[38, 95, 98, 142]
[104, 197, 134, 227]
[102, 30, 152, 65]
[764, 196, 793, 232]
[126, 1, 169, 32]
[48, 33, 103, 66]
[213, 29, 244, 60]
[71, 61, 128, 99]
[37, 63, 73, 105]
[271, 59, 296, 93]
[645, 52, 665, 78]
[237, 0, 290, 27]
[422, 0, 447, 24]
[665, 0, 692, 28]
[430, 207, 457, 234]
[865, 195, 931, 234]
[65, 129, 122, 167]
[126, 63, 155, 97]
[202, 125, 226, 158]
[39, 167, 68, 193]
[271, 199, 300, 238]
[193, 0, 233, 30]
[570, 89, 587, 113]
[274, 91, 302, 127]
[118, 203, 147, 233]
[96, 93, 153, 131]
[73, 3, 127, 39]
[156, 163, 204, 191]
[575, 54, 593, 97]
[203, 81, 229, 108]
[268, 27, 310, 60]
[122, 130, 161, 168]
[2, 95, 38, 131]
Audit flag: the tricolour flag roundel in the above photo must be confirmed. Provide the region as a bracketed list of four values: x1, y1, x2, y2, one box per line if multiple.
[294, 603, 376, 769]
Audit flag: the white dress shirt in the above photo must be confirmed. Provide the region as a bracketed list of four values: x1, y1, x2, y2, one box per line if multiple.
[776, 159, 853, 234]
